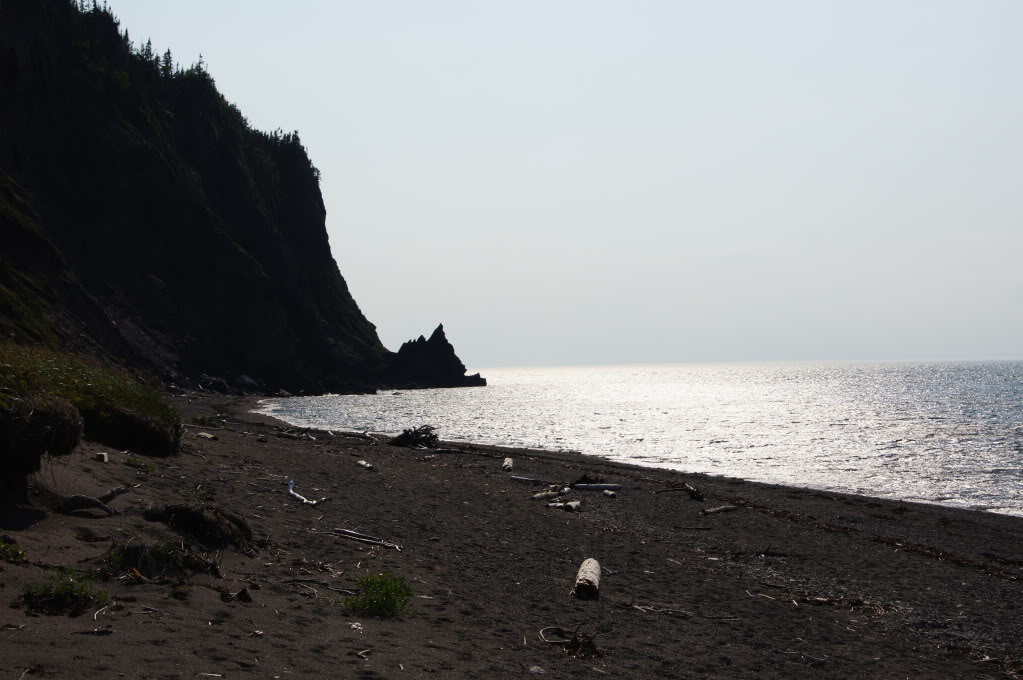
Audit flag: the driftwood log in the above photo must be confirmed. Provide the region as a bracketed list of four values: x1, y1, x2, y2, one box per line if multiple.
[702, 505, 740, 516]
[502, 457, 514, 471]
[573, 558, 601, 600]
[55, 486, 129, 516]
[547, 500, 582, 512]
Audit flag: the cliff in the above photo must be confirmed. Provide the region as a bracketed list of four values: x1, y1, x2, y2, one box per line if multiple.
[0, 0, 481, 393]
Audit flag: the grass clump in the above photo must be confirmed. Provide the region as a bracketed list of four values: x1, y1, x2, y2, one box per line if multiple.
[344, 572, 415, 618]
[0, 343, 181, 456]
[21, 568, 110, 615]
[0, 536, 26, 562]
[191, 415, 224, 428]
[389, 425, 438, 448]
[124, 456, 157, 474]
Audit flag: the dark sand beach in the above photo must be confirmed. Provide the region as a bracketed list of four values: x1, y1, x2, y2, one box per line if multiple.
[2, 393, 1021, 679]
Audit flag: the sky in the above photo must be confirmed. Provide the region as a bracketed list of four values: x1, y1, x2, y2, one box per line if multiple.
[112, 1, 1022, 370]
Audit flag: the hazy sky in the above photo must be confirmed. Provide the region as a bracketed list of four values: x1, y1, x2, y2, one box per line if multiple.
[113, 1, 1022, 370]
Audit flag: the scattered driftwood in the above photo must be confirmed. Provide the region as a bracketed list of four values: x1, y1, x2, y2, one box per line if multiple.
[702, 505, 740, 516]
[286, 479, 329, 507]
[532, 490, 562, 501]
[333, 528, 402, 551]
[389, 425, 438, 448]
[502, 457, 514, 471]
[602, 490, 617, 499]
[654, 483, 704, 501]
[511, 475, 563, 485]
[356, 460, 374, 471]
[572, 484, 622, 492]
[547, 500, 582, 512]
[538, 625, 604, 659]
[572, 558, 601, 600]
[56, 486, 129, 516]
[195, 432, 218, 441]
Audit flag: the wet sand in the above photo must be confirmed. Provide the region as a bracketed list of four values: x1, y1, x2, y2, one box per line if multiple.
[2, 393, 1021, 679]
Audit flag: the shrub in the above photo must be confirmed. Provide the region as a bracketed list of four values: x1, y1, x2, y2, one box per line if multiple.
[21, 568, 111, 615]
[0, 536, 26, 562]
[0, 343, 181, 456]
[344, 572, 414, 618]
[389, 425, 438, 448]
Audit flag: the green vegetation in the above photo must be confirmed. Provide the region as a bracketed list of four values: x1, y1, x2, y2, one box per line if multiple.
[0, 537, 27, 562]
[0, 343, 181, 456]
[124, 456, 157, 474]
[21, 568, 111, 615]
[191, 415, 225, 428]
[344, 572, 415, 618]
[389, 425, 439, 449]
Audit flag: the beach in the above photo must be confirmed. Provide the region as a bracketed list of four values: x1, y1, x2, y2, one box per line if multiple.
[2, 393, 1021, 679]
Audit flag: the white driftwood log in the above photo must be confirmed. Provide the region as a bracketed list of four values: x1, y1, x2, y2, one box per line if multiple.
[286, 478, 329, 507]
[572, 484, 622, 492]
[573, 558, 601, 600]
[502, 457, 514, 471]
[702, 505, 739, 516]
[357, 460, 374, 470]
[532, 491, 560, 500]
[602, 490, 617, 498]
[546, 500, 581, 512]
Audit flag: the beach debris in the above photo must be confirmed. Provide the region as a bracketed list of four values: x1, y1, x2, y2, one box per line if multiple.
[511, 474, 563, 485]
[389, 424, 439, 448]
[531, 490, 562, 501]
[572, 558, 602, 600]
[602, 490, 617, 499]
[572, 484, 622, 492]
[547, 500, 582, 512]
[502, 457, 514, 471]
[702, 505, 740, 516]
[653, 482, 704, 501]
[538, 625, 605, 659]
[94, 452, 109, 463]
[350, 622, 364, 632]
[357, 460, 374, 471]
[286, 478, 330, 507]
[529, 666, 546, 674]
[195, 432, 218, 441]
[333, 528, 402, 551]
[55, 486, 129, 516]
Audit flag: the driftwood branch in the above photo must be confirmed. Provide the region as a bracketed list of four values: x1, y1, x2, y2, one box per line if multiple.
[286, 479, 329, 507]
[572, 558, 601, 599]
[56, 487, 129, 516]
[333, 528, 402, 551]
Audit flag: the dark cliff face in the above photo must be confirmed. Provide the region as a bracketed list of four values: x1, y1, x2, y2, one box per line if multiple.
[0, 1, 482, 393]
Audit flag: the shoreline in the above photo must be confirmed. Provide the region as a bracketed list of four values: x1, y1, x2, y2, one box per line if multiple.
[250, 395, 1023, 520]
[1, 391, 1021, 678]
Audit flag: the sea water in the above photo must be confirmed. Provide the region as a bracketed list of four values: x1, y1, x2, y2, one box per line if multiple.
[256, 361, 1023, 516]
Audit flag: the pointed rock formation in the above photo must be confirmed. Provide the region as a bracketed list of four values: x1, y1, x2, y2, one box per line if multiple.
[388, 324, 486, 388]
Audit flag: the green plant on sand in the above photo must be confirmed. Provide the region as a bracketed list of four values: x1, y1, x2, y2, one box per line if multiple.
[344, 572, 415, 618]
[124, 456, 157, 474]
[191, 415, 224, 428]
[21, 568, 111, 615]
[0, 536, 26, 562]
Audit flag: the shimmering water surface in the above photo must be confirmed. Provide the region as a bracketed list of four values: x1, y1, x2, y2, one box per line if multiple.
[257, 362, 1023, 515]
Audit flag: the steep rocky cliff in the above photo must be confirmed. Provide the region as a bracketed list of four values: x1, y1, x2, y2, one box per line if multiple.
[0, 0, 482, 393]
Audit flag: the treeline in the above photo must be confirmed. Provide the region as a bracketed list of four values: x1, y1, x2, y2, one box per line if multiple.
[63, 0, 319, 183]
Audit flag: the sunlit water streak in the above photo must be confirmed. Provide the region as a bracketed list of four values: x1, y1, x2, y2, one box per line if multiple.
[256, 361, 1023, 516]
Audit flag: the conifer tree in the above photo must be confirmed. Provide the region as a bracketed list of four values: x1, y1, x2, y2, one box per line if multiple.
[161, 49, 173, 78]
[141, 38, 153, 63]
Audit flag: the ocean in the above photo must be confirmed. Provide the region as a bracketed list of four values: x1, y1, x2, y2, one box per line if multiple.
[255, 361, 1023, 516]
